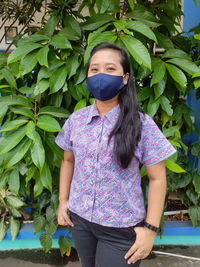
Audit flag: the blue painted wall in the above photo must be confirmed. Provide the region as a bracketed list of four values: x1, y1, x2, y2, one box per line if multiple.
[183, 1, 200, 173]
[183, 0, 200, 32]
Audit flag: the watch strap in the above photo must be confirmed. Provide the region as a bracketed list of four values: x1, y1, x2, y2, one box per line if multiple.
[144, 222, 161, 233]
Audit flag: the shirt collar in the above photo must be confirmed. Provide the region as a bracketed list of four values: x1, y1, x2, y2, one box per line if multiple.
[86, 101, 120, 125]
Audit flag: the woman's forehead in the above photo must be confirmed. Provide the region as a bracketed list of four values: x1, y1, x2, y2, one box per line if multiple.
[90, 49, 121, 64]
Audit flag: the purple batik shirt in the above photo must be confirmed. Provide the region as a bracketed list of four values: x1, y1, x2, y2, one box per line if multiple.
[55, 102, 176, 228]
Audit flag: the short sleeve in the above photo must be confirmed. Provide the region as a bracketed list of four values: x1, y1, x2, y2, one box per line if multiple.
[137, 114, 176, 166]
[55, 116, 73, 152]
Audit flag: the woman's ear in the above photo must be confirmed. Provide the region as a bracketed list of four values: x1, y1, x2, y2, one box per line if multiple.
[123, 73, 130, 85]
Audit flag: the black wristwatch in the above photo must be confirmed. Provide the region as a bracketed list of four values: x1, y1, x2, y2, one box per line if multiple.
[144, 222, 161, 233]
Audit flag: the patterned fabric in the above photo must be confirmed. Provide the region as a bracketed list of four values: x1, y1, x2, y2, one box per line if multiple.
[55, 102, 176, 227]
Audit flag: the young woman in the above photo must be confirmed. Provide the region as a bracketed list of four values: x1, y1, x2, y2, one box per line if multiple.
[55, 42, 176, 267]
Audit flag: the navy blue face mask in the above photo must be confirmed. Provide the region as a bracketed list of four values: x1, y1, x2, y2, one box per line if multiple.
[87, 73, 124, 101]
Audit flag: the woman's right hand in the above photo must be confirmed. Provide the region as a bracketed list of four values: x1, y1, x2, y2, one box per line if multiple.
[57, 201, 74, 227]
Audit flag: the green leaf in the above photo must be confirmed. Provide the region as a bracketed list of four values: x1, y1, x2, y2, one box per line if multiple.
[6, 138, 32, 168]
[37, 115, 62, 132]
[45, 133, 63, 161]
[18, 86, 34, 94]
[165, 159, 186, 173]
[159, 96, 173, 116]
[81, 14, 115, 30]
[165, 63, 187, 87]
[126, 8, 161, 28]
[194, 79, 200, 89]
[125, 21, 157, 42]
[74, 65, 86, 85]
[37, 46, 49, 67]
[38, 106, 70, 118]
[188, 206, 200, 229]
[169, 140, 181, 148]
[120, 35, 151, 69]
[186, 187, 198, 206]
[0, 119, 28, 132]
[194, 33, 200, 40]
[150, 58, 166, 86]
[21, 50, 39, 76]
[84, 31, 117, 65]
[113, 20, 126, 31]
[34, 214, 46, 235]
[25, 165, 37, 187]
[193, 69, 200, 78]
[49, 66, 68, 94]
[66, 54, 80, 79]
[163, 125, 180, 138]
[191, 141, 200, 157]
[128, 0, 134, 10]
[0, 95, 32, 108]
[162, 49, 191, 60]
[17, 34, 50, 45]
[9, 208, 21, 218]
[9, 217, 20, 241]
[41, 15, 59, 37]
[11, 107, 34, 120]
[31, 132, 45, 171]
[0, 218, 8, 241]
[45, 219, 57, 235]
[0, 126, 26, 155]
[6, 195, 25, 209]
[46, 206, 56, 222]
[50, 34, 72, 49]
[61, 15, 81, 41]
[0, 172, 9, 190]
[37, 61, 65, 82]
[1, 68, 15, 86]
[166, 58, 199, 75]
[154, 78, 166, 99]
[34, 79, 49, 95]
[26, 121, 38, 142]
[96, 0, 110, 13]
[74, 99, 87, 111]
[137, 86, 152, 102]
[155, 31, 174, 50]
[40, 163, 52, 192]
[193, 174, 200, 194]
[34, 173, 44, 197]
[147, 96, 160, 117]
[0, 103, 8, 124]
[9, 168, 20, 195]
[8, 43, 42, 64]
[39, 233, 52, 253]
[87, 23, 111, 45]
[59, 237, 71, 257]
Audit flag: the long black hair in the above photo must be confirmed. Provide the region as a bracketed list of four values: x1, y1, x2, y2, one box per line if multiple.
[87, 42, 142, 169]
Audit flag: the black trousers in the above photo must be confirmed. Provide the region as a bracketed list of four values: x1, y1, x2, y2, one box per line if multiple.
[69, 211, 143, 267]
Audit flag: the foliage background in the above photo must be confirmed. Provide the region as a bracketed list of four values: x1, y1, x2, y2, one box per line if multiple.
[0, 0, 200, 253]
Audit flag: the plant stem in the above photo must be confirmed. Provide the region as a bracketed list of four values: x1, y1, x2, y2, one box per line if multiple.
[34, 100, 37, 126]
[120, 0, 127, 19]
[192, 157, 197, 175]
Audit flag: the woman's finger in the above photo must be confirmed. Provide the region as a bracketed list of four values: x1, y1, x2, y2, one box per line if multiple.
[124, 243, 138, 260]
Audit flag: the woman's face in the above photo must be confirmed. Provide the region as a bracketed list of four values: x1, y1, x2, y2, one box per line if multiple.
[88, 49, 129, 85]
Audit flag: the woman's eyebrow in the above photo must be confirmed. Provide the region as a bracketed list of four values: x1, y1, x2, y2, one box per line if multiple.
[90, 63, 117, 66]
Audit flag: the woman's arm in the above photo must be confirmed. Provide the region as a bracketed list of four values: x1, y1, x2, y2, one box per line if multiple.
[124, 160, 167, 264]
[57, 150, 75, 227]
[145, 160, 167, 227]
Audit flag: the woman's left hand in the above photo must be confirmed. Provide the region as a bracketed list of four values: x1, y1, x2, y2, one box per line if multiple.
[124, 226, 157, 264]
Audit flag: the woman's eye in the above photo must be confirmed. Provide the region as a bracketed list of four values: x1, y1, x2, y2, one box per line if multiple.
[107, 67, 115, 71]
[91, 68, 98, 72]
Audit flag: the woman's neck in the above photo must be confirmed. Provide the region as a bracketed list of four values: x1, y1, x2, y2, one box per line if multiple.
[95, 95, 119, 117]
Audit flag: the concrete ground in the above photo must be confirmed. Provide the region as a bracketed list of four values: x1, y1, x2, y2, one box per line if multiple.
[0, 246, 200, 267]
